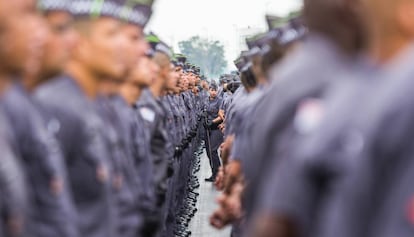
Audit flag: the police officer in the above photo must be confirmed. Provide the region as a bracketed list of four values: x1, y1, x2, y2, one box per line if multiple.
[0, 14, 29, 232]
[204, 83, 224, 182]
[241, 0, 367, 236]
[0, 1, 79, 237]
[135, 33, 174, 237]
[161, 60, 194, 237]
[93, 2, 155, 236]
[305, 1, 414, 237]
[34, 1, 146, 236]
[117, 38, 160, 237]
[0, 3, 33, 236]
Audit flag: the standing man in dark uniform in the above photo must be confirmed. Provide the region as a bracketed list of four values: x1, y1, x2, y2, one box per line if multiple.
[93, 2, 155, 236]
[135, 33, 173, 237]
[243, 0, 367, 236]
[0, 129, 28, 237]
[204, 83, 224, 182]
[34, 1, 137, 236]
[306, 1, 414, 237]
[118, 49, 160, 237]
[114, 12, 159, 236]
[0, 2, 39, 236]
[0, 1, 79, 237]
[0, 3, 31, 231]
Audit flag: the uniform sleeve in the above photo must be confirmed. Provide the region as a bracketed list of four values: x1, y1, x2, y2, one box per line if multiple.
[0, 138, 28, 223]
[256, 154, 319, 234]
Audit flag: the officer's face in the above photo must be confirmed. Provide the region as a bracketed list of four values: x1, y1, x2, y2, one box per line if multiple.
[0, 0, 45, 77]
[209, 88, 217, 98]
[129, 56, 158, 87]
[178, 74, 187, 91]
[183, 75, 189, 89]
[202, 80, 208, 90]
[75, 17, 125, 80]
[0, 0, 36, 17]
[167, 65, 180, 90]
[192, 87, 199, 95]
[120, 23, 148, 74]
[364, 0, 414, 41]
[189, 74, 196, 87]
[39, 11, 76, 82]
[0, 13, 47, 78]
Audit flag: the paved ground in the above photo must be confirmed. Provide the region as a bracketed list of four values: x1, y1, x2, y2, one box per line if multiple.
[189, 151, 231, 237]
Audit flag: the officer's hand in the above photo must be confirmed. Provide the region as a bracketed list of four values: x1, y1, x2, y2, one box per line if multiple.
[113, 174, 123, 191]
[220, 135, 234, 165]
[210, 208, 231, 229]
[218, 123, 225, 131]
[7, 215, 23, 237]
[214, 167, 225, 191]
[97, 164, 109, 183]
[250, 214, 299, 237]
[223, 183, 243, 219]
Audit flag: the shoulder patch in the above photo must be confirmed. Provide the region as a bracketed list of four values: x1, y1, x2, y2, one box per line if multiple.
[47, 118, 61, 134]
[140, 107, 156, 123]
[294, 98, 325, 134]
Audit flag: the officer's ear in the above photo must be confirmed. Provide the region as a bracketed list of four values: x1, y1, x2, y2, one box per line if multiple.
[71, 19, 92, 60]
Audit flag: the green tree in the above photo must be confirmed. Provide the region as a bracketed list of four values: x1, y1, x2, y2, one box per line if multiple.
[178, 36, 227, 78]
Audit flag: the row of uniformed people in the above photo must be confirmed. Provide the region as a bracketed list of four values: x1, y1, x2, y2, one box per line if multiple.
[0, 0, 210, 237]
[207, 0, 414, 237]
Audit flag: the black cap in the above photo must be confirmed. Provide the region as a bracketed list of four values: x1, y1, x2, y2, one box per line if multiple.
[266, 10, 301, 30]
[69, 0, 154, 27]
[38, 0, 70, 12]
[234, 54, 247, 72]
[278, 18, 307, 46]
[175, 54, 187, 63]
[194, 67, 201, 76]
[246, 32, 266, 50]
[184, 63, 194, 73]
[209, 83, 218, 90]
[245, 30, 284, 58]
[266, 14, 288, 30]
[146, 32, 173, 59]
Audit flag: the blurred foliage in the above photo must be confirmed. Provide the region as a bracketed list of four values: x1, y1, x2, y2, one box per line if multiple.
[178, 36, 227, 78]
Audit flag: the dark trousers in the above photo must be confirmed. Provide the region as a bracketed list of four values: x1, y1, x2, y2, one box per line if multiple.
[204, 128, 223, 177]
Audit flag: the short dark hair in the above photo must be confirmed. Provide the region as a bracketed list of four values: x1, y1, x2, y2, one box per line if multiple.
[240, 66, 257, 89]
[261, 40, 287, 77]
[303, 0, 367, 53]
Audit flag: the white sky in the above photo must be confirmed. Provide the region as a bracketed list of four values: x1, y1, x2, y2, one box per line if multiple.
[146, 0, 303, 71]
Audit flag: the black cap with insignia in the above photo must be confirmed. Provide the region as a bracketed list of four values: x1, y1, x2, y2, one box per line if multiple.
[146, 32, 173, 59]
[172, 54, 186, 67]
[209, 82, 218, 91]
[69, 0, 155, 27]
[38, 0, 71, 12]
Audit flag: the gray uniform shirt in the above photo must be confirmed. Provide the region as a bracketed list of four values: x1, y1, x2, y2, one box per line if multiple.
[240, 34, 356, 226]
[136, 89, 171, 204]
[2, 83, 78, 237]
[35, 75, 116, 237]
